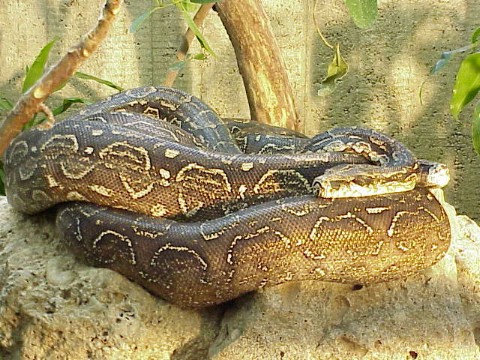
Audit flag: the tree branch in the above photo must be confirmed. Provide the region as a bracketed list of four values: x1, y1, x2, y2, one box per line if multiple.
[0, 0, 123, 157]
[215, 0, 299, 130]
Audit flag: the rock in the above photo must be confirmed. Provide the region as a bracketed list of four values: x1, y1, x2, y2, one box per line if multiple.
[0, 197, 222, 359]
[0, 194, 479, 359]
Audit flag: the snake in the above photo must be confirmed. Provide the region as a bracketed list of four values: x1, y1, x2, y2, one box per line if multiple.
[3, 86, 451, 308]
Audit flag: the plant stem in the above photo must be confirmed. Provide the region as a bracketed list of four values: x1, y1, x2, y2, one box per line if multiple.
[0, 0, 123, 157]
[164, 3, 214, 87]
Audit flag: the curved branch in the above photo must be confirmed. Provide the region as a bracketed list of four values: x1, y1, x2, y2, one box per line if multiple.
[216, 0, 299, 130]
[0, 0, 123, 157]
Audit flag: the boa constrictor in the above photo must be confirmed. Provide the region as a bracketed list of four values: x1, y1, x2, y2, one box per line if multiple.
[3, 86, 451, 308]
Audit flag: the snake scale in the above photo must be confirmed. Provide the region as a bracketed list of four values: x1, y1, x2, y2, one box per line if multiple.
[3, 86, 451, 308]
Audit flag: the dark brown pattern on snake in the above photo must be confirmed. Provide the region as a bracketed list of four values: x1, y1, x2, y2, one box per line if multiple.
[3, 86, 451, 308]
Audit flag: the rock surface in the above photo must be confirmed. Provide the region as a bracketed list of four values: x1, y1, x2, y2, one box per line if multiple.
[0, 193, 479, 359]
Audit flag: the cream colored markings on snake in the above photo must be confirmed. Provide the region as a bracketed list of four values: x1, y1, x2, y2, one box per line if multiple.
[31, 189, 52, 203]
[151, 203, 169, 217]
[386, 210, 421, 253]
[225, 225, 295, 285]
[159, 100, 179, 112]
[41, 134, 96, 180]
[241, 162, 254, 171]
[98, 141, 155, 199]
[46, 174, 61, 189]
[238, 184, 248, 200]
[369, 135, 388, 152]
[259, 143, 296, 154]
[165, 148, 180, 158]
[143, 106, 160, 118]
[92, 230, 137, 265]
[200, 215, 241, 241]
[41, 134, 79, 153]
[280, 199, 326, 217]
[60, 157, 94, 180]
[88, 185, 114, 197]
[66, 191, 88, 202]
[133, 217, 172, 239]
[176, 163, 232, 218]
[159, 169, 171, 180]
[365, 206, 391, 214]
[305, 211, 379, 265]
[386, 206, 443, 253]
[148, 244, 209, 285]
[8, 140, 36, 181]
[253, 169, 311, 195]
[7, 140, 29, 161]
[309, 213, 375, 240]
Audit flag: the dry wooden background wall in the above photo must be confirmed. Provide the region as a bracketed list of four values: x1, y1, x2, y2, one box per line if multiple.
[1, 0, 479, 220]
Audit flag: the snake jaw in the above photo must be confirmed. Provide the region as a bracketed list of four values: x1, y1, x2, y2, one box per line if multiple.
[313, 177, 417, 198]
[313, 166, 418, 198]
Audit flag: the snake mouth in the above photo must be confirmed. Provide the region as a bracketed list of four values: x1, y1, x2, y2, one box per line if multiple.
[312, 165, 418, 198]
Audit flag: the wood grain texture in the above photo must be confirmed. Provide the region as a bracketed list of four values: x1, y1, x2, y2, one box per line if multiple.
[215, 0, 299, 130]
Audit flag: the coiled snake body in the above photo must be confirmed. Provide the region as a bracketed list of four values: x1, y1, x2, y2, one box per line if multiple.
[3, 86, 451, 308]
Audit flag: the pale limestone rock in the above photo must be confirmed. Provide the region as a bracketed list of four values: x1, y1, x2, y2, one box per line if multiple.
[0, 197, 221, 359]
[0, 194, 479, 359]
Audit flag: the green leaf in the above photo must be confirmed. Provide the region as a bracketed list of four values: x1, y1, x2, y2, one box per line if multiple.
[344, 0, 378, 29]
[22, 38, 58, 93]
[473, 102, 480, 156]
[319, 43, 349, 91]
[180, 1, 197, 12]
[472, 27, 480, 44]
[26, 98, 93, 129]
[24, 98, 92, 129]
[52, 97, 92, 116]
[0, 97, 13, 111]
[177, 2, 216, 57]
[451, 53, 480, 119]
[129, 7, 161, 33]
[24, 114, 42, 130]
[318, 44, 349, 95]
[74, 72, 124, 91]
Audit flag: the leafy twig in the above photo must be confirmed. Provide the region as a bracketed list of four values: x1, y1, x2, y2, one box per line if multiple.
[174, 1, 216, 57]
[0, 0, 123, 157]
[313, 0, 349, 93]
[164, 3, 215, 87]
